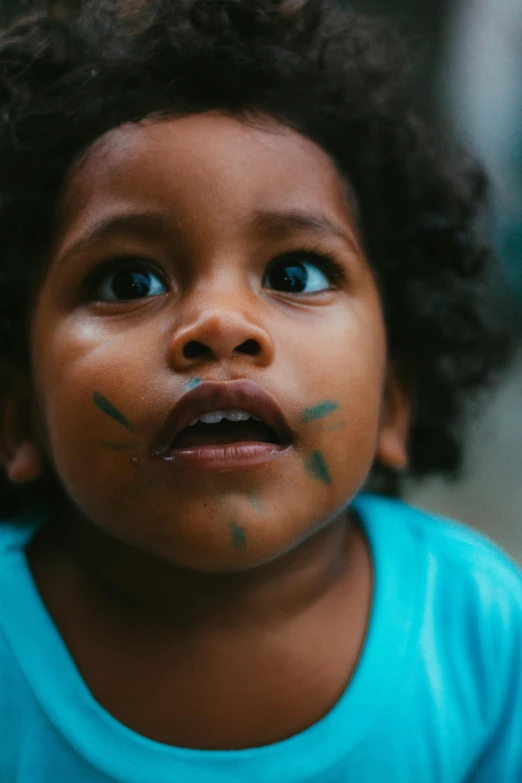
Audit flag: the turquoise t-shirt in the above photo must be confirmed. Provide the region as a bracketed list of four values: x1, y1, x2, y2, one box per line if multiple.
[1, 494, 521, 782]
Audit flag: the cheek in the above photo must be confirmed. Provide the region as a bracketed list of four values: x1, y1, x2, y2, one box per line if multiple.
[30, 320, 158, 495]
[285, 302, 387, 421]
[286, 304, 387, 481]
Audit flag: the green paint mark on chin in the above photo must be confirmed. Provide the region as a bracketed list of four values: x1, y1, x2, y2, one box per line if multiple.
[305, 450, 331, 485]
[247, 492, 263, 514]
[231, 524, 247, 551]
[301, 401, 339, 423]
[184, 378, 202, 391]
[93, 393, 136, 433]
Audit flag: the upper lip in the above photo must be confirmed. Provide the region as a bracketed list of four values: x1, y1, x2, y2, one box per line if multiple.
[155, 380, 293, 451]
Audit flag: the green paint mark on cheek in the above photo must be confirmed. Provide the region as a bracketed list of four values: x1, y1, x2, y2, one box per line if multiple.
[305, 450, 331, 485]
[247, 493, 263, 513]
[301, 401, 340, 423]
[230, 524, 247, 551]
[93, 393, 136, 433]
[184, 378, 202, 391]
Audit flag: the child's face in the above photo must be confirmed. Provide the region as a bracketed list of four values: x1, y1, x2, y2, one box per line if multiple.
[25, 112, 408, 571]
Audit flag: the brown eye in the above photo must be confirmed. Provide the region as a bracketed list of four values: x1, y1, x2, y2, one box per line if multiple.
[93, 266, 167, 301]
[263, 255, 333, 294]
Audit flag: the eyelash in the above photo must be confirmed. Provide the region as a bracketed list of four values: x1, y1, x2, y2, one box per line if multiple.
[82, 248, 346, 300]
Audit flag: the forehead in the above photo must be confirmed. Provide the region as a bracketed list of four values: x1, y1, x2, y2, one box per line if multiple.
[56, 112, 354, 242]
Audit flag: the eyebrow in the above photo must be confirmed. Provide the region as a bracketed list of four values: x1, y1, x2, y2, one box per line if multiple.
[248, 209, 357, 251]
[56, 211, 173, 262]
[57, 206, 357, 263]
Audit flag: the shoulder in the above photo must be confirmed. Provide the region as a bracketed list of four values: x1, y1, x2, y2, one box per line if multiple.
[356, 494, 522, 737]
[356, 493, 522, 708]
[354, 493, 522, 658]
[355, 492, 522, 599]
[0, 514, 46, 555]
[399, 496, 522, 648]
[0, 513, 46, 649]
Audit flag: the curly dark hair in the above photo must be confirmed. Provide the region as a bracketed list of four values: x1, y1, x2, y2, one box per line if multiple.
[0, 0, 512, 515]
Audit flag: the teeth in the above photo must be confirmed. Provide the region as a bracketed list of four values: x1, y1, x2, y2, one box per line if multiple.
[225, 411, 251, 422]
[198, 411, 228, 424]
[187, 410, 261, 426]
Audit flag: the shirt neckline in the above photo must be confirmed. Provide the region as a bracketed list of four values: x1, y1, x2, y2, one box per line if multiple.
[0, 495, 420, 783]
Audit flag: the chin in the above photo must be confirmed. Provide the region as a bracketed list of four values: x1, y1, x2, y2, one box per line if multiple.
[141, 525, 302, 574]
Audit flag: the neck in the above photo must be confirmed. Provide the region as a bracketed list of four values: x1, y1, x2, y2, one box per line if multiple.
[27, 505, 373, 749]
[45, 506, 358, 634]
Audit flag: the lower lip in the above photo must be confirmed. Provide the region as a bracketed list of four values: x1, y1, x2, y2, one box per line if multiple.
[159, 442, 290, 472]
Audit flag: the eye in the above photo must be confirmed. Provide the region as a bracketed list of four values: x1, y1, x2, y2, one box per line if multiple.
[92, 263, 168, 302]
[263, 253, 339, 295]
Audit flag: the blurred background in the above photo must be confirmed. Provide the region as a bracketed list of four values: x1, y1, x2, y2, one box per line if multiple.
[0, 0, 520, 561]
[352, 0, 522, 563]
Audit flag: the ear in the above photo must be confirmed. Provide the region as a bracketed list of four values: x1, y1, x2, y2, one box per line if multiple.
[376, 363, 411, 471]
[0, 365, 45, 485]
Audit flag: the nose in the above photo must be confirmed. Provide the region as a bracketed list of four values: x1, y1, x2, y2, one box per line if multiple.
[167, 299, 275, 372]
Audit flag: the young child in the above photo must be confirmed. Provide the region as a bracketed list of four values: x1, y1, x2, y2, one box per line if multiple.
[0, 1, 520, 780]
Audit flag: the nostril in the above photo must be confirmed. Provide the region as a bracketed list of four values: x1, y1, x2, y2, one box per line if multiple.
[183, 341, 211, 360]
[182, 338, 261, 361]
[236, 339, 260, 356]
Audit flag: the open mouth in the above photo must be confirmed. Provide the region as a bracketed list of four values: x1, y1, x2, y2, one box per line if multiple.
[155, 380, 293, 470]
[171, 415, 282, 450]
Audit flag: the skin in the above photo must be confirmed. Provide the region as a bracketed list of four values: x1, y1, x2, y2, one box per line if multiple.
[1, 113, 410, 749]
